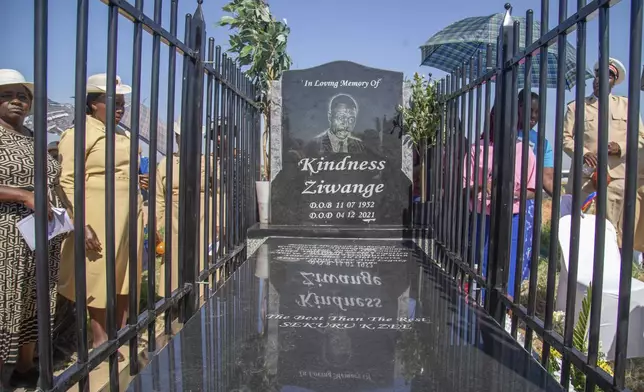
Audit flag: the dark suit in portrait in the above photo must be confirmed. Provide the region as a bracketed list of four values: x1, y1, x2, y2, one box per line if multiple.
[312, 93, 365, 154]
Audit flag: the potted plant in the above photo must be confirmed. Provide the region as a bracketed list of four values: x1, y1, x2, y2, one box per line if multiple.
[397, 73, 441, 212]
[219, 0, 292, 224]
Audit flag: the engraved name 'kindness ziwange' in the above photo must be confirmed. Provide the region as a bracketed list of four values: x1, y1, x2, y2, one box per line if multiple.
[298, 156, 386, 199]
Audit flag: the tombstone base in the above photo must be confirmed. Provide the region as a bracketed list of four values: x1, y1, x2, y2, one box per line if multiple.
[247, 223, 433, 240]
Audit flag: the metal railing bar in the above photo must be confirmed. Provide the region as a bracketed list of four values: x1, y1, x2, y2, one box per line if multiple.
[525, 0, 550, 352]
[177, 12, 191, 318]
[220, 54, 230, 256]
[477, 45, 493, 308]
[506, 20, 520, 311]
[231, 63, 240, 248]
[71, 0, 90, 390]
[512, 11, 533, 339]
[562, 0, 587, 380]
[612, 0, 643, 385]
[211, 45, 222, 269]
[455, 65, 465, 273]
[579, 1, 610, 388]
[163, 0, 179, 337]
[541, 0, 568, 370]
[202, 37, 216, 300]
[464, 56, 476, 288]
[486, 7, 515, 323]
[226, 58, 235, 254]
[449, 69, 459, 273]
[436, 79, 445, 266]
[145, 0, 163, 355]
[34, 0, 53, 389]
[126, 0, 144, 375]
[103, 3, 120, 389]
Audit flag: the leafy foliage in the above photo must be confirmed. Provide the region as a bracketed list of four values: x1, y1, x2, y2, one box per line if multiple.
[573, 284, 592, 354]
[633, 262, 644, 281]
[542, 284, 614, 391]
[569, 283, 593, 390]
[218, 0, 292, 180]
[397, 73, 441, 150]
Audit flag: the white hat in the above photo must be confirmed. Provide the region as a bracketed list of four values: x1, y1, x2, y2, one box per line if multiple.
[173, 118, 206, 136]
[86, 73, 132, 95]
[0, 69, 34, 97]
[594, 58, 626, 86]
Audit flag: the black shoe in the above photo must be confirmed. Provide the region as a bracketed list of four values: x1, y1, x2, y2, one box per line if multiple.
[9, 367, 39, 388]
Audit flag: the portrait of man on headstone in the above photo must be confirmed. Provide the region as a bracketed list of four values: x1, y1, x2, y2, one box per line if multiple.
[312, 93, 365, 154]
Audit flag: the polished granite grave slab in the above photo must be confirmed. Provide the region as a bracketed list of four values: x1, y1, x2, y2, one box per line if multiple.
[127, 238, 563, 392]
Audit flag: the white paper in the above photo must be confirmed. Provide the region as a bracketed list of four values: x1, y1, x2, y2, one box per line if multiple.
[16, 207, 74, 251]
[208, 242, 220, 256]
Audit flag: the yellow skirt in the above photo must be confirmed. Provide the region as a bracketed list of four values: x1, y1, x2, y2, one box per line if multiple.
[58, 185, 144, 310]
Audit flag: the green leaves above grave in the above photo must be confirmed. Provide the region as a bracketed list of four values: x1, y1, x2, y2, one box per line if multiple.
[218, 0, 293, 180]
[397, 73, 442, 150]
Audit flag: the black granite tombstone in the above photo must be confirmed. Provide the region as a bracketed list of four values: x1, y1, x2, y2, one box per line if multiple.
[270, 61, 412, 226]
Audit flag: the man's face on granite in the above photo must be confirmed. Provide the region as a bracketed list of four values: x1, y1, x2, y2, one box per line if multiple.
[328, 100, 357, 140]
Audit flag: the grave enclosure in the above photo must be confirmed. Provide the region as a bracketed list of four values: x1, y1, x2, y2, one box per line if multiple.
[128, 61, 562, 391]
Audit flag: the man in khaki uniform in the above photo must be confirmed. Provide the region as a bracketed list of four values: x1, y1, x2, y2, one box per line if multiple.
[563, 57, 644, 247]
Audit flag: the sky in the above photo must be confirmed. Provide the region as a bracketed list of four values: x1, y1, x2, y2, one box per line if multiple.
[3, 0, 642, 168]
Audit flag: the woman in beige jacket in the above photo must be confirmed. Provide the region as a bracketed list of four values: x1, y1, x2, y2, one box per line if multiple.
[57, 74, 143, 360]
[156, 123, 218, 298]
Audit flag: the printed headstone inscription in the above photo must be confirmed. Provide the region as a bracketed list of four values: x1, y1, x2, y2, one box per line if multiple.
[270, 61, 412, 226]
[264, 238, 417, 391]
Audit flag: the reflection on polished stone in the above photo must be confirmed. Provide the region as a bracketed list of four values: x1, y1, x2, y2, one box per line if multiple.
[127, 238, 563, 392]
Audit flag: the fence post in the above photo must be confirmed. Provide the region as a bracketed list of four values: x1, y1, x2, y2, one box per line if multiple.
[34, 0, 54, 389]
[179, 1, 206, 322]
[487, 4, 516, 324]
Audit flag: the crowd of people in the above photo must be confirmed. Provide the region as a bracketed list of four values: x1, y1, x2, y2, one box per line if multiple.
[462, 57, 644, 296]
[0, 69, 218, 388]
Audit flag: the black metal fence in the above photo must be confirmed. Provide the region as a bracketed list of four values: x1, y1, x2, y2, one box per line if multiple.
[31, 0, 260, 390]
[429, 0, 642, 391]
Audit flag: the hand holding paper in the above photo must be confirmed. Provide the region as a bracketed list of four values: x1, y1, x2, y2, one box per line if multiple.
[17, 207, 74, 251]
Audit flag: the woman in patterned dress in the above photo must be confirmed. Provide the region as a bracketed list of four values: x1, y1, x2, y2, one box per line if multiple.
[0, 69, 63, 388]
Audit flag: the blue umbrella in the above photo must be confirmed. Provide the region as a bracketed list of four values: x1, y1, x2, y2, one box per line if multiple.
[420, 12, 594, 90]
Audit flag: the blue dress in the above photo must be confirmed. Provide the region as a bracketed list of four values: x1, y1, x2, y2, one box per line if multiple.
[470, 213, 525, 298]
[517, 129, 554, 283]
